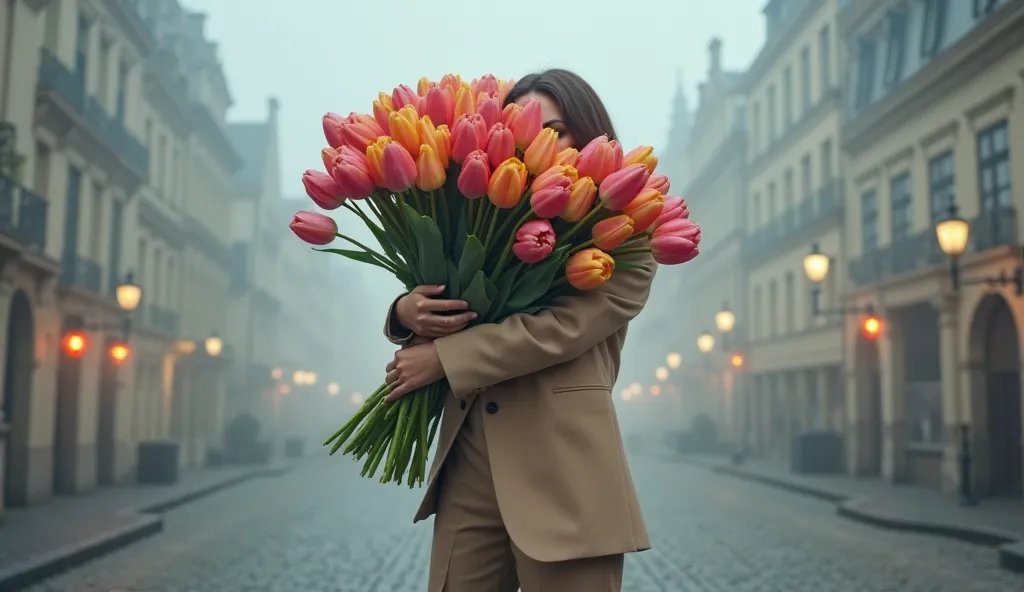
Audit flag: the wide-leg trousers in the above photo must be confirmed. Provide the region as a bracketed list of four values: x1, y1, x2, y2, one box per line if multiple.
[427, 398, 624, 592]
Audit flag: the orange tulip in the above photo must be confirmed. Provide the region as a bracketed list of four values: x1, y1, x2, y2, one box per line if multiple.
[487, 157, 528, 208]
[501, 102, 522, 128]
[623, 189, 665, 232]
[364, 138, 388, 186]
[433, 125, 451, 164]
[562, 177, 597, 222]
[555, 147, 579, 167]
[416, 144, 447, 191]
[623, 145, 658, 173]
[388, 107, 420, 158]
[566, 248, 615, 290]
[373, 93, 394, 133]
[592, 215, 635, 250]
[453, 86, 476, 120]
[523, 128, 559, 175]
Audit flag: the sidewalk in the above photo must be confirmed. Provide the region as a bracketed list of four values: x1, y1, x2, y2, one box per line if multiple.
[673, 453, 1024, 573]
[0, 461, 292, 592]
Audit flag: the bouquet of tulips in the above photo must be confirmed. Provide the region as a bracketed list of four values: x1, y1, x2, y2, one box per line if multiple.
[289, 73, 701, 488]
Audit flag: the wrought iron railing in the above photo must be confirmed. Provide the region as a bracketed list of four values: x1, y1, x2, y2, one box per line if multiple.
[741, 179, 845, 262]
[0, 173, 48, 250]
[60, 255, 102, 292]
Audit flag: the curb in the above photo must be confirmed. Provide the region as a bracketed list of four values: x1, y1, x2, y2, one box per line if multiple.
[672, 454, 1024, 574]
[0, 464, 292, 592]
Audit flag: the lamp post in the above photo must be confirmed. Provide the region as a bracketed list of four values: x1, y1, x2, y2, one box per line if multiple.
[666, 352, 682, 369]
[655, 366, 669, 382]
[696, 331, 715, 355]
[802, 243, 876, 318]
[62, 271, 143, 361]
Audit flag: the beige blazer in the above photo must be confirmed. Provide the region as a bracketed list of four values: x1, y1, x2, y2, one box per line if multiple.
[384, 251, 656, 563]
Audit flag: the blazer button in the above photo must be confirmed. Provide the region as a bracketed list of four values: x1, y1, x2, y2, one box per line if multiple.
[459, 400, 466, 410]
[485, 401, 499, 414]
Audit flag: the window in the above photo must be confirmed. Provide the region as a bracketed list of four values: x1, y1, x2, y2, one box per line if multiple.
[890, 172, 913, 241]
[768, 182, 777, 220]
[819, 26, 832, 92]
[108, 199, 123, 295]
[137, 238, 147, 282]
[753, 192, 762, 228]
[855, 39, 877, 110]
[783, 169, 794, 211]
[861, 189, 879, 252]
[883, 11, 908, 88]
[752, 102, 762, 152]
[783, 66, 793, 128]
[75, 18, 89, 90]
[800, 46, 812, 111]
[821, 140, 834, 182]
[977, 120, 1012, 211]
[753, 286, 763, 339]
[801, 154, 812, 199]
[166, 258, 176, 310]
[928, 151, 955, 223]
[63, 166, 83, 262]
[768, 280, 778, 337]
[784, 272, 795, 333]
[767, 84, 777, 141]
[973, 0, 998, 18]
[921, 0, 947, 58]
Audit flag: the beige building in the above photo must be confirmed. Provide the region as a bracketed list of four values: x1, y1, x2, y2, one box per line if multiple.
[739, 0, 846, 462]
[839, 0, 1024, 494]
[0, 0, 292, 516]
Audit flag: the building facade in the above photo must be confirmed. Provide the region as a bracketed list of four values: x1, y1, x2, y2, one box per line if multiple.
[840, 0, 1024, 493]
[739, 0, 847, 464]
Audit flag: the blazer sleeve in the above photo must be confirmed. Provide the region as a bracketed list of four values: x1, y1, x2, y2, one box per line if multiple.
[382, 294, 414, 345]
[433, 251, 657, 398]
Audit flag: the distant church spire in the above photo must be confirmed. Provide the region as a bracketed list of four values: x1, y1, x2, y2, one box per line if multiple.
[664, 67, 693, 190]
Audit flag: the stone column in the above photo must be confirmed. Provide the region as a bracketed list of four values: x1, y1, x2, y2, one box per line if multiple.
[935, 293, 963, 492]
[879, 310, 907, 483]
[795, 370, 812, 432]
[816, 368, 831, 430]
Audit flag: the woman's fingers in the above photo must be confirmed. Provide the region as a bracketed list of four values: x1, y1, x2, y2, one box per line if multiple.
[418, 298, 469, 313]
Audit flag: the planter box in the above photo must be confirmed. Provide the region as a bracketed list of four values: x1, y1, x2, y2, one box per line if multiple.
[137, 440, 180, 485]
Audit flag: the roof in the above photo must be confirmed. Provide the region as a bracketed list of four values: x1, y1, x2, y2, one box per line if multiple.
[226, 122, 270, 191]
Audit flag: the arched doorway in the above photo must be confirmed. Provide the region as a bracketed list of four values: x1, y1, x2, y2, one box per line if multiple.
[969, 294, 1022, 496]
[3, 290, 35, 506]
[853, 334, 883, 476]
[53, 314, 85, 495]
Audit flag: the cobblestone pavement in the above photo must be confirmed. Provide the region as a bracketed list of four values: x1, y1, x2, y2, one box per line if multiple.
[24, 453, 1024, 592]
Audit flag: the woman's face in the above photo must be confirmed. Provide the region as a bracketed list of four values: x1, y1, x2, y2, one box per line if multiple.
[514, 91, 576, 151]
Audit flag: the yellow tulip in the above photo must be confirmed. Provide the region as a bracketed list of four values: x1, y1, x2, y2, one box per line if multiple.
[523, 128, 559, 175]
[416, 144, 447, 191]
[487, 157, 528, 208]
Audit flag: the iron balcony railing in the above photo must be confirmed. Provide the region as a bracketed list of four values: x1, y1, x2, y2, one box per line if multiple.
[60, 255, 102, 293]
[0, 173, 49, 250]
[37, 50, 150, 177]
[742, 179, 845, 263]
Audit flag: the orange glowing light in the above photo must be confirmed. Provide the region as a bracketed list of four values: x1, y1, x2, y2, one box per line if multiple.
[279, 384, 291, 395]
[109, 342, 130, 363]
[62, 331, 87, 358]
[730, 354, 745, 368]
[861, 315, 883, 340]
[650, 385, 662, 397]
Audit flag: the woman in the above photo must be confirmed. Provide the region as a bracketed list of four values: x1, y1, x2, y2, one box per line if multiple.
[383, 68, 655, 592]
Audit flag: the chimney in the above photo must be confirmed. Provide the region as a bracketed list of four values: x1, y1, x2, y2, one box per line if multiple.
[709, 37, 723, 74]
[698, 82, 707, 105]
[268, 97, 280, 122]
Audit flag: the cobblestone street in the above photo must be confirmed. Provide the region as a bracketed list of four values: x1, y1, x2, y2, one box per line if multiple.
[23, 453, 1023, 592]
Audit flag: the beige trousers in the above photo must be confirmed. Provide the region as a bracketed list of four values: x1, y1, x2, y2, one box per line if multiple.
[427, 398, 624, 592]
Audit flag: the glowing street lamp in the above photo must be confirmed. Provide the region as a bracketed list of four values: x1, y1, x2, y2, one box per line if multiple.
[936, 203, 1023, 295]
[109, 342, 130, 363]
[666, 352, 682, 369]
[62, 331, 87, 358]
[115, 272, 143, 313]
[697, 331, 715, 354]
[714, 303, 736, 334]
[327, 382, 340, 396]
[205, 332, 223, 357]
[655, 366, 669, 382]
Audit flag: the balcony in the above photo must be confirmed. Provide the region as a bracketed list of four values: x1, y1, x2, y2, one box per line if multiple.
[0, 173, 48, 251]
[60, 255, 102, 293]
[36, 50, 150, 186]
[147, 305, 179, 336]
[848, 206, 1016, 286]
[742, 179, 845, 265]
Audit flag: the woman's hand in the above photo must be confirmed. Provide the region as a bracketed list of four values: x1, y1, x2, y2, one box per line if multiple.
[384, 341, 446, 401]
[395, 285, 477, 338]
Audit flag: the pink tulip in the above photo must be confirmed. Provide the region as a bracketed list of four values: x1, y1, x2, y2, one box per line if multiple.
[475, 74, 500, 97]
[511, 98, 543, 150]
[512, 219, 556, 264]
[599, 164, 650, 210]
[423, 85, 450, 128]
[338, 145, 370, 174]
[645, 174, 670, 195]
[652, 196, 690, 230]
[477, 95, 502, 131]
[608, 140, 624, 171]
[345, 113, 385, 138]
[530, 185, 571, 218]
[485, 123, 515, 169]
[576, 135, 618, 184]
[322, 113, 346, 148]
[330, 151, 376, 198]
[451, 114, 487, 163]
[337, 122, 381, 151]
[391, 84, 419, 111]
[290, 210, 337, 245]
[502, 103, 522, 128]
[531, 165, 576, 192]
[302, 169, 345, 210]
[380, 142, 418, 192]
[457, 150, 490, 199]
[651, 218, 701, 264]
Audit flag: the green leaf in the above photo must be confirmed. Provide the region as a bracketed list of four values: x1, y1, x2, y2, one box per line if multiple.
[446, 260, 461, 297]
[456, 235, 485, 291]
[614, 260, 646, 271]
[485, 263, 521, 323]
[461, 270, 493, 318]
[315, 248, 413, 286]
[414, 216, 448, 286]
[504, 249, 570, 312]
[452, 200, 469, 260]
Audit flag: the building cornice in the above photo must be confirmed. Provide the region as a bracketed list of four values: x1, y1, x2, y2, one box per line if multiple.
[842, 1, 1024, 155]
[102, 0, 156, 56]
[143, 65, 194, 138]
[739, 0, 823, 92]
[748, 88, 840, 178]
[683, 129, 747, 198]
[837, 0, 892, 37]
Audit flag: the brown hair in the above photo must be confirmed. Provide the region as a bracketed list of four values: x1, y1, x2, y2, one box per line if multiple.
[504, 69, 618, 147]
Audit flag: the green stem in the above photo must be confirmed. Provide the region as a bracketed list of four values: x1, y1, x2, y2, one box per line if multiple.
[492, 208, 538, 280]
[482, 205, 502, 251]
[334, 232, 400, 273]
[344, 201, 406, 265]
[568, 238, 595, 256]
[610, 246, 652, 256]
[558, 205, 605, 247]
[472, 199, 489, 237]
[492, 193, 533, 243]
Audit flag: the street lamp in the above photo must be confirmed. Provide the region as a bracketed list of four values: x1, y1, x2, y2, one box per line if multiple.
[61, 271, 144, 353]
[803, 243, 831, 316]
[714, 303, 736, 334]
[327, 382, 340, 396]
[666, 352, 682, 369]
[205, 332, 223, 357]
[697, 331, 715, 354]
[271, 367, 283, 380]
[115, 272, 143, 313]
[655, 366, 669, 382]
[936, 203, 1023, 295]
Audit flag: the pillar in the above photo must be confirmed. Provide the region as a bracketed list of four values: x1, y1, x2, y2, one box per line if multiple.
[935, 294, 963, 492]
[879, 309, 907, 483]
[816, 368, 831, 429]
[795, 370, 812, 432]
